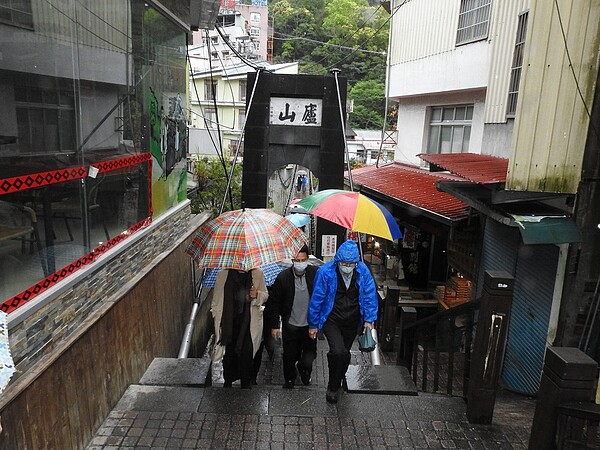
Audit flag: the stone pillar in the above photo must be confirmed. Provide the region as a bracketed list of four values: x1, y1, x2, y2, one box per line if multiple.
[466, 270, 514, 423]
[528, 347, 598, 450]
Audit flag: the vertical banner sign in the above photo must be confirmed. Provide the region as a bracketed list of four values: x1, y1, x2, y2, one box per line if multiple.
[322, 235, 338, 257]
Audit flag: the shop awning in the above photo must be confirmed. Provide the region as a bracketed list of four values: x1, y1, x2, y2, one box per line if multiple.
[347, 163, 470, 224]
[511, 215, 582, 244]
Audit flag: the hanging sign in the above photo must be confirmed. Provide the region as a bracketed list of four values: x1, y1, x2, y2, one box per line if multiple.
[322, 234, 337, 257]
[269, 98, 322, 126]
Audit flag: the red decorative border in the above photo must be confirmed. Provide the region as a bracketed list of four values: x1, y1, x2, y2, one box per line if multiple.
[1, 218, 152, 314]
[92, 153, 151, 174]
[0, 153, 154, 313]
[0, 153, 152, 195]
[0, 167, 86, 194]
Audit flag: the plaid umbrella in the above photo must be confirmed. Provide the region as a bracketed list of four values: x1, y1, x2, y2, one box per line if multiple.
[186, 208, 307, 271]
[200, 262, 284, 287]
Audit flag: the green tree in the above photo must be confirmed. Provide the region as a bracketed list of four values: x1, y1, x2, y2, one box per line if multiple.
[348, 80, 385, 129]
[269, 0, 389, 84]
[190, 158, 242, 215]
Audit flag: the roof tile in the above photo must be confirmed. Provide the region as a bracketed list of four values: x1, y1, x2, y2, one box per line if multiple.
[349, 163, 470, 222]
[418, 153, 508, 184]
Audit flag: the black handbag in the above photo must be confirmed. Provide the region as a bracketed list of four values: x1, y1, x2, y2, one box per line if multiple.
[358, 327, 376, 352]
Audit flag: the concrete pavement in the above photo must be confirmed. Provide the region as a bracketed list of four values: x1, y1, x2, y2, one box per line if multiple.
[86, 341, 535, 449]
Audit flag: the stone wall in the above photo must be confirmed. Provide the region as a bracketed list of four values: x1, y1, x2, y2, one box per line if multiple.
[0, 204, 213, 449]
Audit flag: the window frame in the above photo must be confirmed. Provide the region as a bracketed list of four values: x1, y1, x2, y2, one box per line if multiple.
[204, 107, 217, 128]
[239, 80, 247, 102]
[456, 0, 492, 46]
[506, 11, 529, 118]
[427, 105, 474, 155]
[0, 0, 33, 29]
[204, 79, 217, 101]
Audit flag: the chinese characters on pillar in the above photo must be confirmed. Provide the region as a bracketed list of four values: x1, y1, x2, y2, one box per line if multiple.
[270, 98, 322, 126]
[322, 235, 337, 257]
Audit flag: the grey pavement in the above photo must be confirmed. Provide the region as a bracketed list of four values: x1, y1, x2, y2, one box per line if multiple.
[86, 340, 535, 449]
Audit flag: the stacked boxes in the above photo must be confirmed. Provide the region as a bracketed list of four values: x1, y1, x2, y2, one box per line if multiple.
[444, 276, 472, 307]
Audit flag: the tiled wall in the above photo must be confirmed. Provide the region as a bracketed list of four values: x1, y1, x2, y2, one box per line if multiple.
[8, 204, 193, 381]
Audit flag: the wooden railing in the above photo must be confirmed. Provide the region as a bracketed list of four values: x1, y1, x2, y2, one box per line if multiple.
[398, 298, 481, 398]
[556, 402, 600, 449]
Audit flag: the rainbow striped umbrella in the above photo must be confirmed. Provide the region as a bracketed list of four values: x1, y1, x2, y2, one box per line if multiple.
[297, 189, 402, 241]
[186, 208, 307, 271]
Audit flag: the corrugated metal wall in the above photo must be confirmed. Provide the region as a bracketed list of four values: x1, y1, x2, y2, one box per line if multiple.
[33, 0, 129, 54]
[476, 219, 519, 298]
[502, 244, 559, 394]
[483, 0, 530, 124]
[389, 0, 460, 65]
[477, 219, 559, 395]
[507, 0, 600, 193]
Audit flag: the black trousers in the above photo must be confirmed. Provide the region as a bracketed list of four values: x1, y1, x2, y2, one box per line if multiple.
[282, 322, 317, 383]
[322, 318, 360, 391]
[223, 310, 254, 387]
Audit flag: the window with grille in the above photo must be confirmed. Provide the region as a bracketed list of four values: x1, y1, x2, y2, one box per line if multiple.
[456, 0, 492, 45]
[239, 80, 247, 102]
[15, 84, 76, 154]
[0, 0, 33, 28]
[427, 105, 473, 154]
[506, 12, 529, 117]
[204, 108, 217, 128]
[204, 80, 217, 101]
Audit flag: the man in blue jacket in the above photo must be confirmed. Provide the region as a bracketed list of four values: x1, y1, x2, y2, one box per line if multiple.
[308, 240, 378, 403]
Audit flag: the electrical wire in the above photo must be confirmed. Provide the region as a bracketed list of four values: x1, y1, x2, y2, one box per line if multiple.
[553, 0, 600, 144]
[299, 5, 384, 71]
[42, 0, 128, 53]
[187, 48, 225, 164]
[272, 33, 385, 55]
[75, 0, 129, 39]
[206, 30, 234, 211]
[326, 0, 410, 72]
[214, 25, 268, 72]
[219, 68, 264, 214]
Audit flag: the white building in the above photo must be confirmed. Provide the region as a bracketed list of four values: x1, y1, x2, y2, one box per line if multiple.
[188, 57, 298, 159]
[387, 0, 530, 164]
[347, 129, 396, 166]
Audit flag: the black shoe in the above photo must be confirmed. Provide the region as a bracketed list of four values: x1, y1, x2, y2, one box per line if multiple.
[241, 382, 252, 389]
[326, 389, 338, 403]
[283, 381, 294, 389]
[297, 363, 311, 386]
[223, 381, 232, 388]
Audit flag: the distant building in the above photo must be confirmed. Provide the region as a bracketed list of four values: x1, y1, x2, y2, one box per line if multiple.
[187, 0, 281, 160]
[347, 129, 396, 166]
[387, 0, 529, 164]
[187, 55, 298, 160]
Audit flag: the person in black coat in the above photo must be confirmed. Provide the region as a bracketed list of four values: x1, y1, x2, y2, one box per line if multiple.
[266, 245, 317, 388]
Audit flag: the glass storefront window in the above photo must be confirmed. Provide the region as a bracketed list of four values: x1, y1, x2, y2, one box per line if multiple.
[0, 1, 188, 310]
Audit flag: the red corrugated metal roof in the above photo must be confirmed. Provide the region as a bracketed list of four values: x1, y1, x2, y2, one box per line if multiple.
[418, 153, 508, 184]
[349, 163, 470, 222]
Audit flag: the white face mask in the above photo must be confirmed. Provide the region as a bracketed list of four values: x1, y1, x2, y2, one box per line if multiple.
[293, 261, 308, 273]
[338, 263, 355, 274]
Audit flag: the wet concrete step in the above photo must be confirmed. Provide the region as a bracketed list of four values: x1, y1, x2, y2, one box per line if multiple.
[345, 364, 418, 395]
[139, 357, 212, 387]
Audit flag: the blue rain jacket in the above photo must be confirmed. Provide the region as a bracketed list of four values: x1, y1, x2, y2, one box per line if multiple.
[308, 240, 378, 330]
